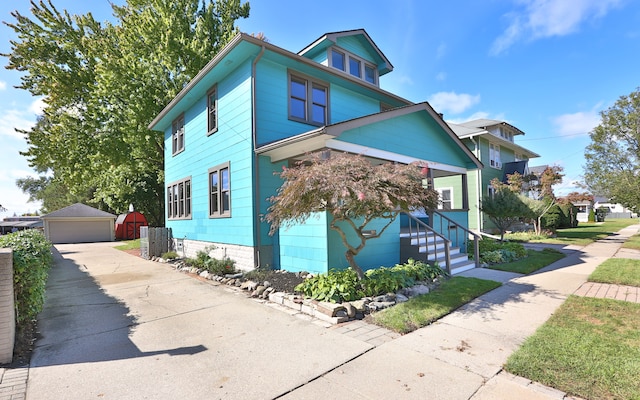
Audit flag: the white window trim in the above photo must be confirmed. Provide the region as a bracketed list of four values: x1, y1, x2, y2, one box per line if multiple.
[436, 187, 454, 210]
[327, 47, 378, 85]
[487, 185, 496, 199]
[489, 143, 502, 169]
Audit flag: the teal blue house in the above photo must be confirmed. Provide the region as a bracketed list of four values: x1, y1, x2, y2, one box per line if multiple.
[149, 29, 482, 275]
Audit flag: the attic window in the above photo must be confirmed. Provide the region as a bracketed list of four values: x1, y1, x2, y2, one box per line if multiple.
[328, 47, 378, 85]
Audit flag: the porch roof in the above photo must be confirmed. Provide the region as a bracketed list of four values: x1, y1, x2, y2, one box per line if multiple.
[256, 103, 483, 177]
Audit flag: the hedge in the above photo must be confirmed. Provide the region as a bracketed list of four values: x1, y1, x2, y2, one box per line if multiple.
[0, 230, 53, 325]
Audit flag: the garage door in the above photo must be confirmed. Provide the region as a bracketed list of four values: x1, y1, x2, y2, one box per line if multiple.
[47, 220, 113, 244]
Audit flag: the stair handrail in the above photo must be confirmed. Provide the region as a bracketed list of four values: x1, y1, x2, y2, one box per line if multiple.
[403, 213, 452, 275]
[430, 210, 481, 269]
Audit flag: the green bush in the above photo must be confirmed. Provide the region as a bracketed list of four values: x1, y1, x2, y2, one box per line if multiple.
[295, 268, 363, 303]
[295, 259, 446, 303]
[588, 209, 596, 222]
[474, 239, 526, 264]
[544, 203, 578, 229]
[185, 245, 236, 275]
[161, 251, 178, 260]
[0, 230, 53, 325]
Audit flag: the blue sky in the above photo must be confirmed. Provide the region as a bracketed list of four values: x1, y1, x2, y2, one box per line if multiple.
[1, 0, 639, 218]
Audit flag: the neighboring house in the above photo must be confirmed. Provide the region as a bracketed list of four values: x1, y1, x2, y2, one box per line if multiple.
[443, 120, 540, 233]
[149, 29, 482, 275]
[593, 196, 637, 219]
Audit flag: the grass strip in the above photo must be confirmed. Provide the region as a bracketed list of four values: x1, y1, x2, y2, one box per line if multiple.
[369, 276, 501, 334]
[487, 248, 565, 274]
[523, 219, 638, 246]
[588, 258, 640, 287]
[114, 238, 141, 250]
[622, 233, 640, 251]
[505, 296, 640, 400]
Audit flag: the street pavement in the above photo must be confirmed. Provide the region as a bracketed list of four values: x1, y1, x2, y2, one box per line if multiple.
[9, 223, 640, 399]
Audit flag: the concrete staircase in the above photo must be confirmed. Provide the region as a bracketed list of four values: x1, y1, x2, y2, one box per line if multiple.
[400, 229, 475, 275]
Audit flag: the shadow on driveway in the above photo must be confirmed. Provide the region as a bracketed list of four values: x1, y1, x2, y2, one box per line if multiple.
[30, 247, 206, 367]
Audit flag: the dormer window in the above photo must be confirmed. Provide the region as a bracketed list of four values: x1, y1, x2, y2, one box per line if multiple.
[349, 58, 361, 78]
[331, 49, 345, 70]
[329, 47, 378, 85]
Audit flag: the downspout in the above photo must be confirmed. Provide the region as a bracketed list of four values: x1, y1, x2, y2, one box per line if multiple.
[469, 135, 482, 232]
[251, 46, 265, 268]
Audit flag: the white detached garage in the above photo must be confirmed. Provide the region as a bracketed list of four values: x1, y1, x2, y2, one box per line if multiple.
[42, 203, 117, 244]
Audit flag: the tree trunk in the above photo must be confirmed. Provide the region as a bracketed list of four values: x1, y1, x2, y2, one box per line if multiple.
[345, 250, 365, 280]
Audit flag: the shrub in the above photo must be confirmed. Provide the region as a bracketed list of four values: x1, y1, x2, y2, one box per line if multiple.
[161, 251, 178, 260]
[184, 245, 236, 275]
[588, 209, 596, 222]
[474, 239, 526, 264]
[295, 259, 446, 303]
[0, 230, 53, 325]
[295, 268, 363, 303]
[544, 203, 578, 229]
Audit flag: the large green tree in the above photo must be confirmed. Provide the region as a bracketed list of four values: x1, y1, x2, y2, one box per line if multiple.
[583, 88, 640, 212]
[3, 0, 249, 225]
[264, 152, 439, 279]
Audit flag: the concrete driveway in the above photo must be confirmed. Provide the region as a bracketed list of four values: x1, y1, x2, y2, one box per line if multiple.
[27, 243, 372, 400]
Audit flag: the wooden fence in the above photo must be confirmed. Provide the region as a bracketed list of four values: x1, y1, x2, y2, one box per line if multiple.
[140, 227, 173, 259]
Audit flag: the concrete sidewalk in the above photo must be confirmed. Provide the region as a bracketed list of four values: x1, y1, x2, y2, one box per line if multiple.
[281, 224, 640, 400]
[6, 223, 639, 399]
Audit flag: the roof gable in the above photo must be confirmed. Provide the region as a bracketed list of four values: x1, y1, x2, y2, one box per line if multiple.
[298, 29, 393, 76]
[257, 102, 482, 171]
[43, 203, 116, 219]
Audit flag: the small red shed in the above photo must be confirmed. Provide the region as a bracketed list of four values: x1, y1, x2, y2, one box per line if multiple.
[115, 211, 148, 240]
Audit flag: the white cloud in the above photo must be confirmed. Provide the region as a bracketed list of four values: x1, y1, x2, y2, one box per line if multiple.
[428, 91, 481, 115]
[0, 98, 46, 139]
[0, 81, 6, 91]
[491, 0, 622, 55]
[552, 108, 601, 137]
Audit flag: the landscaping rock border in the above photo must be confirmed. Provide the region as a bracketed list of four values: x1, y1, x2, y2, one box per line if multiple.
[152, 256, 441, 324]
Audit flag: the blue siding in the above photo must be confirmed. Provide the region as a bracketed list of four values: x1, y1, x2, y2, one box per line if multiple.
[335, 36, 376, 64]
[255, 59, 384, 147]
[165, 60, 256, 246]
[339, 113, 471, 168]
[331, 85, 380, 122]
[327, 217, 400, 271]
[279, 212, 330, 274]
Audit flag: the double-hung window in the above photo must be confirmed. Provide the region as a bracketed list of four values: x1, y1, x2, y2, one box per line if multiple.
[289, 73, 328, 126]
[328, 47, 378, 85]
[207, 85, 218, 135]
[209, 162, 230, 218]
[331, 49, 345, 70]
[167, 177, 191, 220]
[172, 115, 185, 155]
[489, 143, 501, 168]
[437, 188, 453, 210]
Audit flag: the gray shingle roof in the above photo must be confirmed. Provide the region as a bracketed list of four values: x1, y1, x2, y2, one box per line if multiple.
[43, 203, 116, 219]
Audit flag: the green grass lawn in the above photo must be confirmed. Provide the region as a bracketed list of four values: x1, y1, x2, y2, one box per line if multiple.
[114, 238, 141, 250]
[369, 277, 501, 334]
[512, 219, 639, 246]
[487, 248, 565, 274]
[588, 258, 640, 287]
[505, 296, 640, 400]
[622, 233, 640, 250]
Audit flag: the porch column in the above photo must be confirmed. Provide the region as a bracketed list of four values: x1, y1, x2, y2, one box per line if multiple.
[461, 173, 469, 210]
